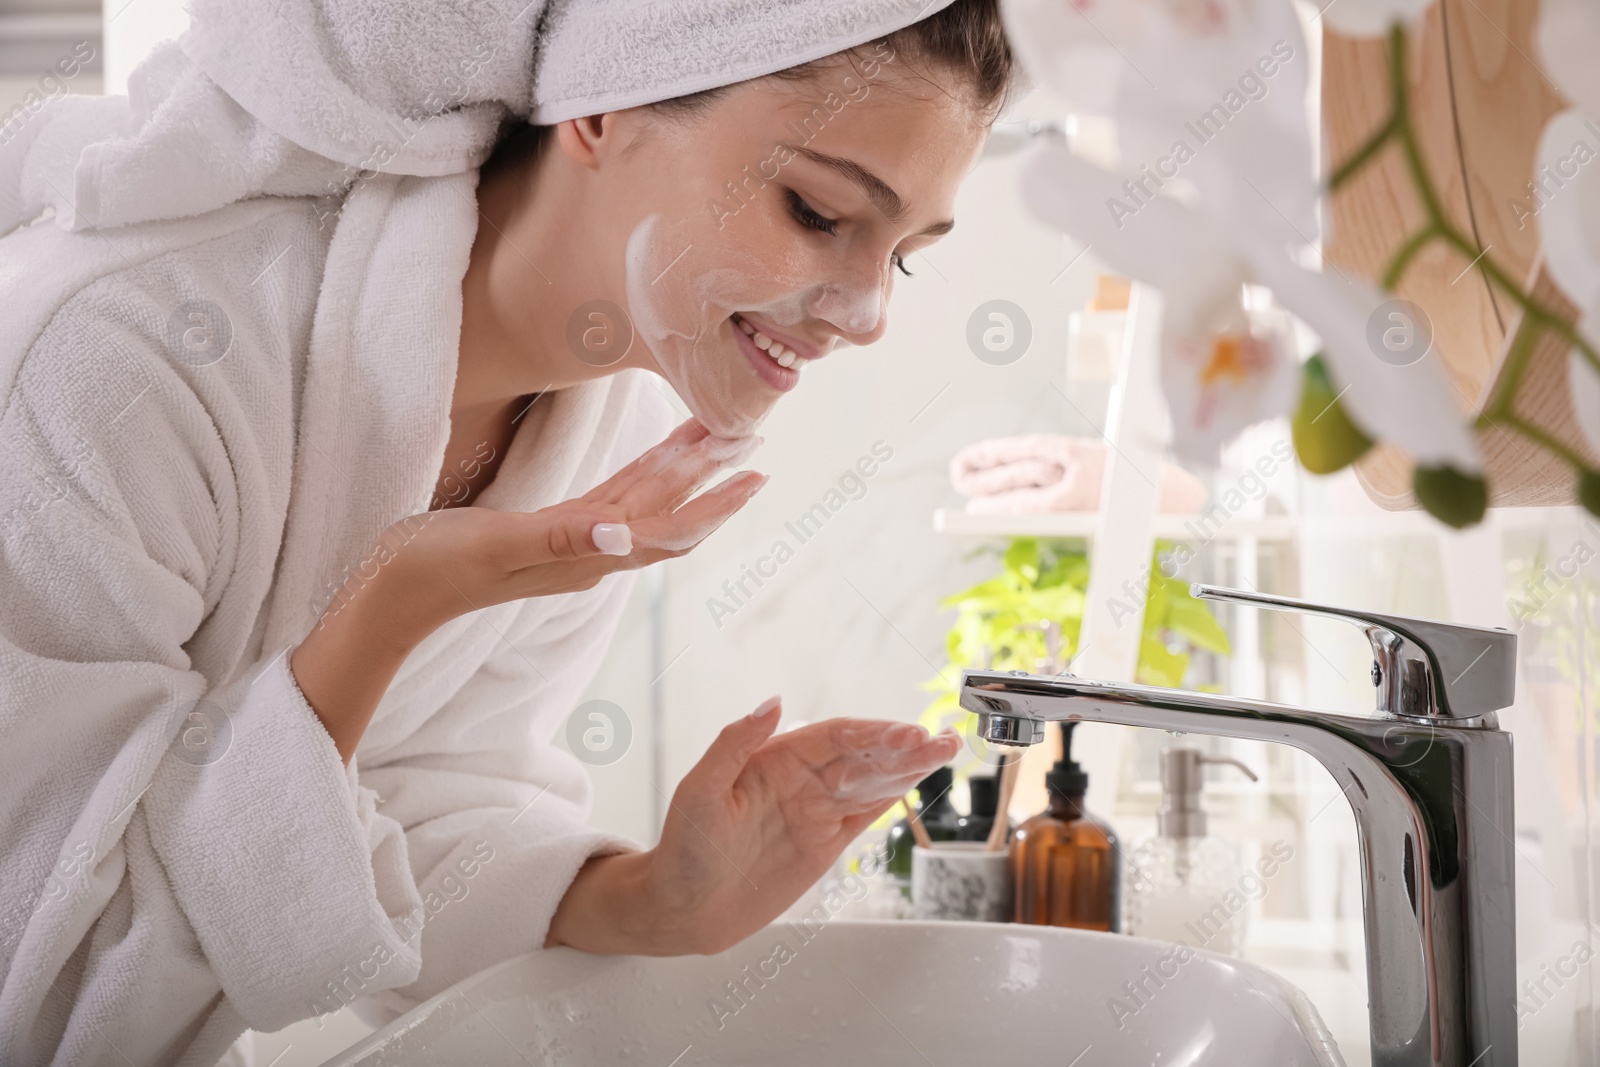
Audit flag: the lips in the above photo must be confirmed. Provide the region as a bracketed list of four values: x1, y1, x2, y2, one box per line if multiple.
[732, 314, 801, 393]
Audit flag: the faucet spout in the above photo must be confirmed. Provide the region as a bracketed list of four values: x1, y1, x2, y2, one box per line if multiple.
[959, 590, 1517, 1067]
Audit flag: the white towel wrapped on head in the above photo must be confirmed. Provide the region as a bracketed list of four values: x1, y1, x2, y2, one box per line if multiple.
[1, 0, 958, 235]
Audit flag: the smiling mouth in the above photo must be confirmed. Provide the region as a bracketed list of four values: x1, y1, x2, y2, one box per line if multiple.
[732, 312, 806, 370]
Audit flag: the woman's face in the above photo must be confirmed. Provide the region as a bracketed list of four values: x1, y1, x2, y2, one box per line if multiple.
[582, 50, 990, 438]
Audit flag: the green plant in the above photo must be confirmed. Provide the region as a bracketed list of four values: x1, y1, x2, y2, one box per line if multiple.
[916, 536, 1231, 742]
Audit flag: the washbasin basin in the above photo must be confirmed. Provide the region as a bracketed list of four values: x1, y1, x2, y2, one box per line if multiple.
[320, 920, 1344, 1065]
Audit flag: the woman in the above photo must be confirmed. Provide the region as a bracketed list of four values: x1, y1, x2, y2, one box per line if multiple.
[0, 0, 1016, 1062]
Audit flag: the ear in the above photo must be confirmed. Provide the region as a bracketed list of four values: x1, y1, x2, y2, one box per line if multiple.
[555, 113, 623, 171]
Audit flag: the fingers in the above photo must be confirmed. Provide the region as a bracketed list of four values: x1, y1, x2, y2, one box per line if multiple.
[777, 718, 953, 769]
[623, 433, 764, 520]
[495, 462, 762, 578]
[627, 470, 767, 553]
[839, 803, 900, 841]
[587, 418, 710, 504]
[490, 505, 630, 573]
[819, 729, 961, 807]
[681, 696, 784, 797]
[753, 717, 960, 811]
[586, 418, 761, 520]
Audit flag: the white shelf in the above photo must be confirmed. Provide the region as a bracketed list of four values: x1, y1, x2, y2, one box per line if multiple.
[932, 505, 1584, 542]
[0, 15, 102, 41]
[932, 508, 1299, 541]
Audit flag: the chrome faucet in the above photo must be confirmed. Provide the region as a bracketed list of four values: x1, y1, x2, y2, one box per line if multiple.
[962, 584, 1518, 1067]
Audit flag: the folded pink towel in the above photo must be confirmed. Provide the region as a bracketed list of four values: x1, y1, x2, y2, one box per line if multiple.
[949, 434, 1208, 515]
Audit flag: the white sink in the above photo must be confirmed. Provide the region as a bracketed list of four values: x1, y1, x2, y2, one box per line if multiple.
[321, 920, 1345, 1065]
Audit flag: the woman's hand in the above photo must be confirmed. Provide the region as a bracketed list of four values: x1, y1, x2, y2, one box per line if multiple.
[361, 416, 765, 648]
[292, 417, 763, 762]
[546, 699, 962, 956]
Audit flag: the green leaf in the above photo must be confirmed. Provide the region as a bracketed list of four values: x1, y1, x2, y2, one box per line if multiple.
[1142, 573, 1172, 634]
[1292, 354, 1375, 475]
[1002, 537, 1040, 583]
[1136, 634, 1190, 688]
[1579, 470, 1600, 519]
[1165, 590, 1232, 655]
[938, 574, 1022, 611]
[917, 692, 961, 732]
[1413, 464, 1488, 529]
[926, 534, 1230, 725]
[1028, 583, 1087, 620]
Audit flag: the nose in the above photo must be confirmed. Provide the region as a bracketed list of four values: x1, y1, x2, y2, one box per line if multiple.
[808, 259, 891, 346]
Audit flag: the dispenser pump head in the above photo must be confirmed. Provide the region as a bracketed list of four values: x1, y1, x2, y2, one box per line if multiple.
[1157, 746, 1258, 838]
[915, 766, 954, 812]
[1046, 722, 1090, 799]
[968, 773, 999, 818]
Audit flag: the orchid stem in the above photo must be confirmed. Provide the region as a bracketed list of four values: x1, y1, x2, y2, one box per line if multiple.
[1329, 116, 1396, 191]
[1381, 227, 1438, 289]
[1492, 411, 1595, 473]
[1484, 316, 1541, 415]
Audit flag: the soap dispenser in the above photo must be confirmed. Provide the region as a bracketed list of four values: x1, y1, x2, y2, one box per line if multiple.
[1124, 745, 1257, 956]
[1010, 722, 1121, 932]
[885, 766, 961, 896]
[957, 773, 1006, 844]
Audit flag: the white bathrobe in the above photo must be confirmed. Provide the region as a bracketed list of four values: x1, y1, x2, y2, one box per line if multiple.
[0, 167, 674, 1065]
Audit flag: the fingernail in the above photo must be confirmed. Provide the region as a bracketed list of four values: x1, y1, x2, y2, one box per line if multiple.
[749, 472, 771, 494]
[887, 724, 927, 750]
[591, 523, 632, 555]
[749, 695, 781, 721]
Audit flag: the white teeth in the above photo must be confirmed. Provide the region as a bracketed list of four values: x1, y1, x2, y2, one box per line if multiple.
[736, 314, 802, 371]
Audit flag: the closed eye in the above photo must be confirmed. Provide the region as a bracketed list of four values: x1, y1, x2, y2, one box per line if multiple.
[786, 189, 838, 236]
[787, 189, 915, 278]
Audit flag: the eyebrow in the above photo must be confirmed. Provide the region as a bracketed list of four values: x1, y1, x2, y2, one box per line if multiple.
[783, 143, 956, 238]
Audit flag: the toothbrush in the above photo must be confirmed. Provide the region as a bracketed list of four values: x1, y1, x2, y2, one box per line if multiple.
[985, 753, 1021, 851]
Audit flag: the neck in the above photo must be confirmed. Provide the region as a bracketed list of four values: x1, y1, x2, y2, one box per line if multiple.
[456, 149, 626, 426]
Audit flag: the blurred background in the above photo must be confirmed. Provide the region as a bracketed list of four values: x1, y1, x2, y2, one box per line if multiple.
[7, 1, 1597, 1064]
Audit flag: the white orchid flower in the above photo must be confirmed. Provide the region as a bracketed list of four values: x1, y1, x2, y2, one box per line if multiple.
[1531, 109, 1600, 457]
[1532, 1, 1600, 458]
[1001, 0, 1318, 245]
[1155, 259, 1303, 465]
[1536, 0, 1600, 120]
[1317, 0, 1434, 39]
[1020, 138, 1482, 472]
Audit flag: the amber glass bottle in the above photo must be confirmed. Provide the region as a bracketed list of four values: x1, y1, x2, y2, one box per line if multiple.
[1010, 723, 1121, 931]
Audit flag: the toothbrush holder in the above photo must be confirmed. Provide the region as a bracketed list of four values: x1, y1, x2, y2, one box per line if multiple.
[911, 843, 1009, 922]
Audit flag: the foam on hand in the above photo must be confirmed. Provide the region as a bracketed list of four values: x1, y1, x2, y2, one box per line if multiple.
[827, 724, 960, 804]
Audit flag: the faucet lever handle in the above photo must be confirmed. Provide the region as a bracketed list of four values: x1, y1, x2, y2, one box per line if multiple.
[1199, 754, 1258, 782]
[1190, 583, 1517, 723]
